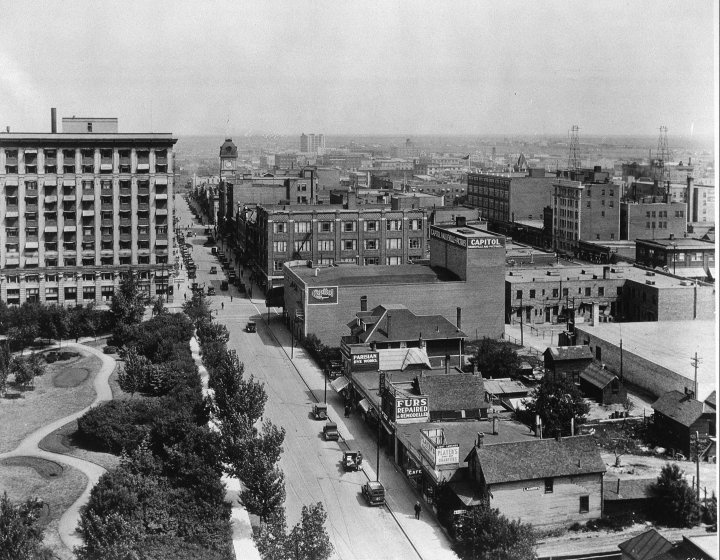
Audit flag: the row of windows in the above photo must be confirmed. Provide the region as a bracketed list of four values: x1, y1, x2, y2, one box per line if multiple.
[466, 186, 510, 200]
[273, 219, 421, 234]
[273, 255, 408, 271]
[272, 237, 422, 253]
[516, 285, 615, 299]
[586, 188, 614, 197]
[3, 148, 168, 175]
[4, 255, 169, 268]
[586, 199, 614, 207]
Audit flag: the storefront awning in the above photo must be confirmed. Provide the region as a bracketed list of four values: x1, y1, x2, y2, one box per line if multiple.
[330, 376, 351, 393]
[358, 398, 371, 413]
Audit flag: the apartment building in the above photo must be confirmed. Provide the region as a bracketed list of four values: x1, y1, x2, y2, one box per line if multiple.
[0, 113, 176, 306]
[620, 200, 687, 241]
[300, 133, 325, 154]
[250, 204, 428, 291]
[467, 168, 554, 224]
[552, 167, 619, 255]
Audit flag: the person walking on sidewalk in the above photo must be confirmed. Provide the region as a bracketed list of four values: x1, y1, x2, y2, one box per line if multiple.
[414, 501, 421, 520]
[230, 295, 233, 302]
[221, 302, 224, 310]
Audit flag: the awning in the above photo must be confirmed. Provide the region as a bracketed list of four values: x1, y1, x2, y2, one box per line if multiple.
[23, 148, 37, 154]
[330, 376, 351, 393]
[154, 176, 168, 185]
[358, 398, 371, 413]
[63, 179, 76, 186]
[43, 179, 57, 187]
[4, 178, 18, 186]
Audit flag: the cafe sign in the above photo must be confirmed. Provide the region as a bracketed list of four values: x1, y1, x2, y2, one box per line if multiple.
[307, 285, 338, 305]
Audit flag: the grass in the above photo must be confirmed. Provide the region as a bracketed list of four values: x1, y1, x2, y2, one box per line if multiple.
[0, 350, 102, 453]
[39, 419, 121, 472]
[0, 456, 87, 560]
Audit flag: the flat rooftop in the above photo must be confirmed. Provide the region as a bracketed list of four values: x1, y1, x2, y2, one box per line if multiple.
[575, 321, 717, 401]
[287, 263, 460, 287]
[505, 264, 704, 288]
[636, 237, 715, 249]
[431, 223, 502, 240]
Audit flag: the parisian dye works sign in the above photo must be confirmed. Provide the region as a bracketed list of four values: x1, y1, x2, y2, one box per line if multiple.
[307, 285, 338, 305]
[394, 395, 429, 424]
[430, 227, 505, 249]
[351, 351, 379, 371]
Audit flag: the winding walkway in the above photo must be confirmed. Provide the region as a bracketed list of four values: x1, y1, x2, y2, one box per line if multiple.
[0, 341, 116, 553]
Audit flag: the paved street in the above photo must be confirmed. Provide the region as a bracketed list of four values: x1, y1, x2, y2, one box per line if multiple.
[174, 195, 457, 560]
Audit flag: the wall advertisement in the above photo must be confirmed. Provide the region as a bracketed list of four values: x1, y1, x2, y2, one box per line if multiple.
[394, 395, 429, 424]
[351, 352, 379, 371]
[307, 285, 338, 305]
[430, 226, 505, 249]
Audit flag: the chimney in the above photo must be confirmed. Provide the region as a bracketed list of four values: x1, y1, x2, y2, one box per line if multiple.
[492, 415, 499, 435]
[51, 108, 57, 133]
[386, 314, 391, 338]
[456, 216, 466, 227]
[603, 266, 610, 279]
[476, 432, 484, 448]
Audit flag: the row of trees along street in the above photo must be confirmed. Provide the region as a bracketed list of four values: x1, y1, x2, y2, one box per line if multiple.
[190, 289, 334, 560]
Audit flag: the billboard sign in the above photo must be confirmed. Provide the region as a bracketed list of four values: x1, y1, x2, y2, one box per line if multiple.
[430, 226, 505, 249]
[307, 286, 338, 305]
[351, 352, 379, 371]
[420, 429, 460, 468]
[395, 396, 429, 424]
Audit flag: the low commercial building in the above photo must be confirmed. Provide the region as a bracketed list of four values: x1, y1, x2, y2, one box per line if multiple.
[466, 434, 606, 528]
[579, 363, 627, 405]
[651, 390, 716, 458]
[618, 528, 673, 560]
[284, 223, 506, 346]
[635, 236, 715, 282]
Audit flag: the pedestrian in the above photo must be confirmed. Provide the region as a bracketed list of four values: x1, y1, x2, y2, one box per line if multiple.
[184, 292, 187, 300]
[414, 501, 421, 520]
[230, 295, 233, 302]
[344, 404, 351, 418]
[221, 302, 224, 310]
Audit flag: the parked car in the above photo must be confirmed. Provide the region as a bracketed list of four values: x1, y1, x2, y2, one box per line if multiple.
[322, 421, 339, 441]
[361, 481, 385, 506]
[324, 360, 343, 379]
[220, 280, 229, 290]
[209, 266, 217, 274]
[207, 286, 216, 296]
[245, 321, 256, 333]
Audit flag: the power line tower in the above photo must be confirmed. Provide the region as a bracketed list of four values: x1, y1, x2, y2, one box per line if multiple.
[567, 125, 581, 170]
[655, 125, 671, 182]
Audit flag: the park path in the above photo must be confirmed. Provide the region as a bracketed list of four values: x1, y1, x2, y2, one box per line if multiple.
[0, 341, 115, 554]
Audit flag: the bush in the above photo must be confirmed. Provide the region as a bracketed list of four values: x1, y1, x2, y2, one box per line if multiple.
[103, 345, 118, 355]
[77, 400, 161, 453]
[58, 350, 80, 361]
[45, 352, 58, 364]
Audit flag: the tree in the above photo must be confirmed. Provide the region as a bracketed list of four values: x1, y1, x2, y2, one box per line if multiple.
[117, 346, 151, 397]
[182, 291, 212, 328]
[240, 459, 286, 524]
[111, 271, 147, 327]
[703, 492, 717, 531]
[288, 503, 333, 560]
[0, 491, 50, 560]
[523, 377, 589, 437]
[473, 339, 521, 379]
[651, 463, 701, 527]
[152, 296, 167, 317]
[452, 504, 536, 560]
[9, 356, 40, 388]
[254, 509, 290, 560]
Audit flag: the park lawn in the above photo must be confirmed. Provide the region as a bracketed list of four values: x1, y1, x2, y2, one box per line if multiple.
[0, 456, 87, 560]
[0, 350, 102, 453]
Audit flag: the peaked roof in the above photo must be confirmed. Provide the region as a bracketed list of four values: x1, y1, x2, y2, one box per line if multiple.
[484, 378, 529, 396]
[652, 390, 706, 427]
[544, 346, 594, 361]
[416, 373, 488, 411]
[618, 528, 673, 560]
[470, 435, 605, 484]
[603, 478, 654, 501]
[378, 348, 431, 371]
[580, 363, 619, 389]
[352, 304, 466, 343]
[704, 390, 716, 410]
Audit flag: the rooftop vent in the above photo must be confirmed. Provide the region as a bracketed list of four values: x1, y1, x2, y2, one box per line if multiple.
[645, 271, 655, 277]
[546, 271, 560, 276]
[645, 280, 655, 285]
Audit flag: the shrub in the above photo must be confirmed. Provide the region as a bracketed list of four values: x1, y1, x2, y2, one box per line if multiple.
[58, 350, 80, 360]
[44, 352, 58, 364]
[103, 345, 118, 355]
[77, 399, 161, 453]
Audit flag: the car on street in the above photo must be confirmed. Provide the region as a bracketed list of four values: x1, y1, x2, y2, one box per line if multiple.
[361, 481, 385, 506]
[322, 421, 339, 441]
[209, 266, 217, 274]
[220, 280, 229, 290]
[245, 321, 256, 333]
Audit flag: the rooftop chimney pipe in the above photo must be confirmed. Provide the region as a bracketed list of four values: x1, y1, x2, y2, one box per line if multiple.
[51, 108, 57, 133]
[476, 432, 484, 448]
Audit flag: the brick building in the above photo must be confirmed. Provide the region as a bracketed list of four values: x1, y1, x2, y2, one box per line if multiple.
[635, 236, 715, 281]
[1, 112, 176, 306]
[620, 200, 687, 241]
[553, 167, 619, 255]
[283, 223, 506, 346]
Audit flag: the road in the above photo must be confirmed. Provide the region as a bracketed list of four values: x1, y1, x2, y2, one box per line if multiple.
[175, 195, 457, 560]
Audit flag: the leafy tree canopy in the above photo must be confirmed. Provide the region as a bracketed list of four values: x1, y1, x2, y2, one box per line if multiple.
[473, 339, 521, 379]
[452, 504, 536, 560]
[523, 376, 589, 437]
[651, 463, 701, 528]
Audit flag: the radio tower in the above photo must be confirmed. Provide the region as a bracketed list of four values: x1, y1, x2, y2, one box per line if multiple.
[567, 125, 581, 170]
[655, 125, 671, 182]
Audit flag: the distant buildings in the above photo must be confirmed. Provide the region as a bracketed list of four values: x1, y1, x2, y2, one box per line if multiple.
[300, 133, 325, 154]
[635, 236, 715, 280]
[0, 111, 177, 306]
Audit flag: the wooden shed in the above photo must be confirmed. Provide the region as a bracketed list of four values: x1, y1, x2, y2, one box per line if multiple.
[579, 363, 627, 405]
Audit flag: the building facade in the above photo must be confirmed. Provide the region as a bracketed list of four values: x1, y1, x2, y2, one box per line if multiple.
[635, 237, 715, 280]
[0, 114, 176, 306]
[620, 201, 687, 241]
[467, 169, 553, 224]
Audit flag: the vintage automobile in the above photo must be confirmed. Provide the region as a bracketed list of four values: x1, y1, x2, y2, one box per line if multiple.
[245, 321, 257, 333]
[209, 266, 217, 274]
[324, 360, 343, 379]
[206, 286, 216, 296]
[220, 280, 229, 291]
[361, 481, 385, 506]
[322, 421, 339, 441]
[312, 403, 328, 420]
[211, 247, 218, 255]
[342, 450, 363, 472]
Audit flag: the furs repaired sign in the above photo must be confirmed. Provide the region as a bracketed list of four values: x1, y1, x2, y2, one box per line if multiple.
[307, 286, 338, 305]
[394, 395, 429, 424]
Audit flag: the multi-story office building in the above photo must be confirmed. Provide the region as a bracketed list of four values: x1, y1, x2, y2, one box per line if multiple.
[0, 112, 176, 306]
[467, 168, 554, 224]
[620, 200, 687, 241]
[300, 133, 325, 154]
[552, 167, 619, 255]
[249, 204, 428, 291]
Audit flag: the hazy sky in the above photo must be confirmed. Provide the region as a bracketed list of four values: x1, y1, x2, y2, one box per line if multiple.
[1, 0, 717, 137]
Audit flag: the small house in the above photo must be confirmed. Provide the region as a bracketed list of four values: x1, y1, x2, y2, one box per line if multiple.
[543, 346, 594, 382]
[651, 390, 717, 457]
[579, 363, 627, 405]
[618, 528, 673, 560]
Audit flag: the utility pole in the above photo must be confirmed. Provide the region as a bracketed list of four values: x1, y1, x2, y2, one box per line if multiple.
[519, 299, 524, 346]
[620, 339, 623, 381]
[695, 431, 701, 502]
[691, 352, 700, 397]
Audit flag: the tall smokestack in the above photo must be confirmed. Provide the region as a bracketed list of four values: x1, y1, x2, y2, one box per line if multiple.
[51, 108, 57, 133]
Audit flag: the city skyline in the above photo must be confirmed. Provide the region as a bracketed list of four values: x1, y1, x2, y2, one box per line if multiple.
[0, 0, 718, 138]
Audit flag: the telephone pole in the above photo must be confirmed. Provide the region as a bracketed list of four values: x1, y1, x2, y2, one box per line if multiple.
[690, 352, 701, 397]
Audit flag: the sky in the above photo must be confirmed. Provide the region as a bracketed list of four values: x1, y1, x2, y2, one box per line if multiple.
[0, 0, 717, 138]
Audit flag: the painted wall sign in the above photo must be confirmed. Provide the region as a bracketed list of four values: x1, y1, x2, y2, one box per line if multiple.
[351, 352, 379, 371]
[430, 226, 505, 249]
[307, 285, 338, 305]
[395, 396, 429, 423]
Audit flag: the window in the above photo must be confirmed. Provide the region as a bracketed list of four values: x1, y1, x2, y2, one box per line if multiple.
[408, 219, 421, 231]
[586, 201, 591, 208]
[529, 289, 536, 299]
[562, 288, 568, 296]
[646, 222, 651, 229]
[342, 221, 356, 232]
[609, 189, 614, 197]
[365, 220, 378, 232]
[598, 287, 605, 296]
[360, 296, 368, 312]
[364, 257, 379, 265]
[272, 241, 287, 253]
[617, 287, 623, 295]
[601, 211, 605, 217]
[585, 287, 591, 296]
[273, 222, 286, 234]
[596, 234, 600, 240]
[544, 478, 554, 493]
[317, 240, 334, 252]
[579, 496, 589, 513]
[87, 122, 93, 132]
[294, 221, 311, 233]
[409, 238, 421, 250]
[610, 233, 615, 240]
[609, 200, 614, 208]
[386, 238, 402, 250]
[343, 239, 356, 251]
[552, 288, 559, 297]
[319, 221, 333, 233]
[385, 256, 401, 265]
[273, 260, 284, 271]
[386, 219, 402, 231]
[294, 239, 311, 253]
[516, 290, 522, 299]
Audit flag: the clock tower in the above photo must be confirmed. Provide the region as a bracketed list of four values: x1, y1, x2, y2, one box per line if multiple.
[219, 137, 238, 179]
